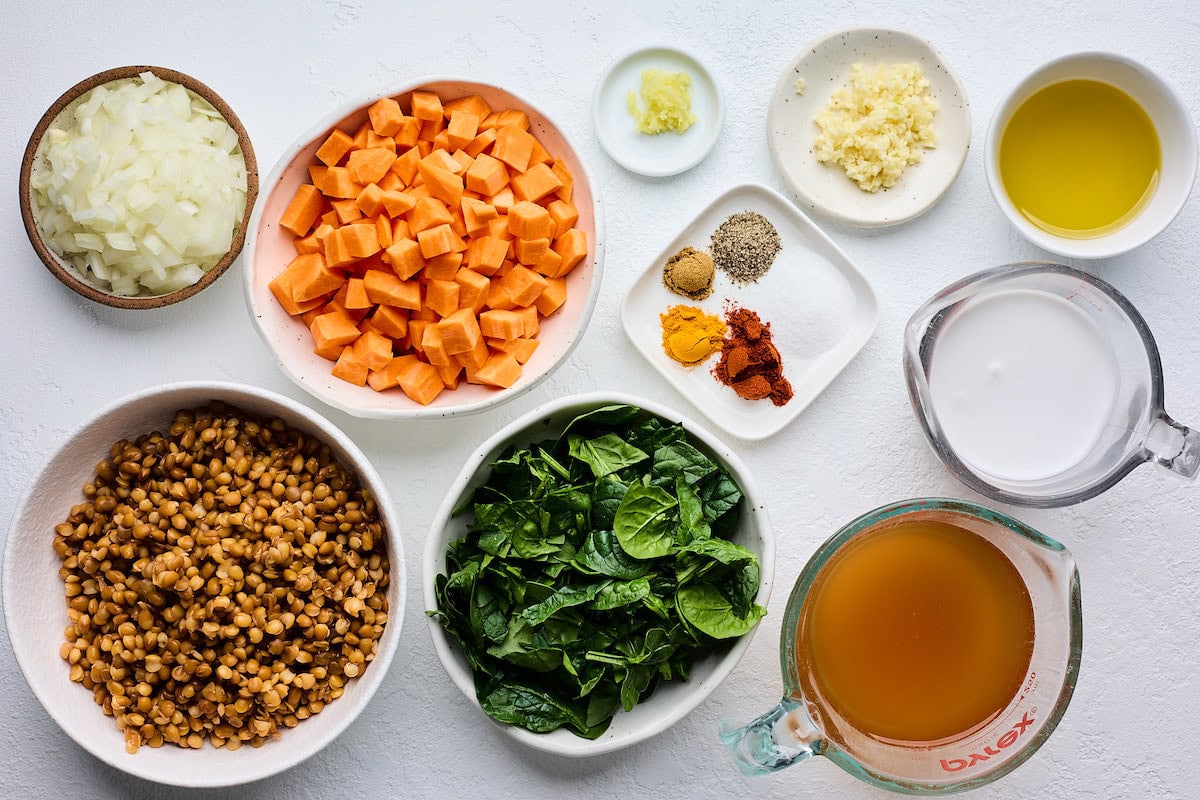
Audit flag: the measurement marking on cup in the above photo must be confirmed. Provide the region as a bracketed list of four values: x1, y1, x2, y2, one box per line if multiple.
[940, 709, 1037, 772]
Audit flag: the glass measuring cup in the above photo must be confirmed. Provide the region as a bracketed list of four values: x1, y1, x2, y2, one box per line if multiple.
[904, 261, 1199, 507]
[720, 498, 1081, 794]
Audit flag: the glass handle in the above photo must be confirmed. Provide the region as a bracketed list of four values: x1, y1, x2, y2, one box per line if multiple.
[1145, 412, 1200, 479]
[719, 697, 823, 776]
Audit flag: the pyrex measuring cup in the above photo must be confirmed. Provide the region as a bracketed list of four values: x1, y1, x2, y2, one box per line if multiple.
[905, 262, 1199, 507]
[720, 498, 1081, 794]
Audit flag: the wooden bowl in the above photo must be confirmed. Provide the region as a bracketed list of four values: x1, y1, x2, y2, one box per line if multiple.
[19, 66, 259, 309]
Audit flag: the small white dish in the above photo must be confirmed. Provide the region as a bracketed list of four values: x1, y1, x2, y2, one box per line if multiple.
[768, 28, 971, 227]
[424, 392, 774, 757]
[984, 52, 1198, 259]
[593, 45, 723, 177]
[2, 381, 406, 787]
[621, 183, 878, 441]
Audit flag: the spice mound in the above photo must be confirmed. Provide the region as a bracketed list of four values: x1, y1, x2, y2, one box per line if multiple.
[710, 211, 781, 285]
[661, 304, 726, 366]
[813, 62, 938, 192]
[54, 402, 390, 753]
[713, 306, 793, 405]
[663, 246, 716, 300]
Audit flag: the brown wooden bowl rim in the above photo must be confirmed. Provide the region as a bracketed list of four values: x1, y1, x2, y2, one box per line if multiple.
[18, 65, 260, 309]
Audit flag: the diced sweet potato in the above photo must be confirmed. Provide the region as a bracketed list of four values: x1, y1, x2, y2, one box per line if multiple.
[331, 198, 363, 225]
[407, 197, 454, 234]
[510, 162, 563, 203]
[371, 305, 409, 339]
[410, 91, 443, 122]
[435, 361, 463, 390]
[280, 184, 325, 237]
[552, 228, 588, 275]
[417, 224, 465, 258]
[316, 129, 354, 167]
[421, 324, 452, 367]
[514, 237, 550, 266]
[492, 125, 537, 172]
[474, 351, 522, 388]
[517, 305, 539, 338]
[463, 128, 497, 158]
[397, 359, 444, 405]
[310, 309, 362, 350]
[454, 269, 490, 313]
[355, 183, 386, 217]
[344, 277, 371, 310]
[351, 329, 394, 372]
[332, 348, 369, 386]
[364, 269, 422, 310]
[437, 308, 482, 355]
[284, 253, 345, 303]
[368, 97, 405, 137]
[467, 235, 509, 275]
[425, 279, 460, 318]
[424, 253, 463, 281]
[533, 277, 567, 316]
[348, 148, 398, 185]
[464, 153, 509, 196]
[506, 201, 555, 240]
[547, 200, 579, 238]
[551, 158, 574, 202]
[454, 336, 491, 370]
[493, 337, 540, 364]
[323, 167, 363, 199]
[384, 238, 425, 280]
[479, 309, 525, 340]
[461, 198, 498, 236]
[444, 94, 492, 121]
[499, 264, 549, 306]
[390, 146, 421, 185]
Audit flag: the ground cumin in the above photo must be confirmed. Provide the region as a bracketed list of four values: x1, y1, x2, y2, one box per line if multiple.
[712, 306, 793, 405]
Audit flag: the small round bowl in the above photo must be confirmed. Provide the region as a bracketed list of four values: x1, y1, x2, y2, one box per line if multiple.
[593, 45, 724, 177]
[423, 391, 775, 756]
[2, 381, 406, 787]
[245, 78, 604, 420]
[767, 28, 971, 227]
[19, 66, 259, 309]
[985, 52, 1197, 259]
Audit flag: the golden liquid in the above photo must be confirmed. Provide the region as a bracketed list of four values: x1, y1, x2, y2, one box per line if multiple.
[798, 519, 1035, 743]
[999, 79, 1160, 238]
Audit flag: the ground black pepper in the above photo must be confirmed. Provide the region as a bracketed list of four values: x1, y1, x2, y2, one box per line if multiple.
[709, 211, 781, 285]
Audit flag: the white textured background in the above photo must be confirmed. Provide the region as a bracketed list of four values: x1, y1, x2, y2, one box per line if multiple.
[2, 1, 1198, 797]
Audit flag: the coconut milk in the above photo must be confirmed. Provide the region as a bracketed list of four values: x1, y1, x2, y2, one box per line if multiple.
[928, 289, 1120, 481]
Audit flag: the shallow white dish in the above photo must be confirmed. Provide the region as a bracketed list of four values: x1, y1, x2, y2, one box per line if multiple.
[245, 77, 604, 420]
[593, 45, 723, 177]
[2, 382, 406, 787]
[768, 28, 971, 227]
[423, 392, 774, 757]
[621, 183, 878, 441]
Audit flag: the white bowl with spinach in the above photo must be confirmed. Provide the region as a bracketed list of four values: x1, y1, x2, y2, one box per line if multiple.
[423, 392, 774, 756]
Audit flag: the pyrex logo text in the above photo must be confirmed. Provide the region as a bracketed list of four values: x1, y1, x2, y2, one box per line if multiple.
[939, 710, 1036, 772]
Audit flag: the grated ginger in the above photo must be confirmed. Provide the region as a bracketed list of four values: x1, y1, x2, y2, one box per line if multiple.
[813, 62, 938, 192]
[627, 69, 697, 135]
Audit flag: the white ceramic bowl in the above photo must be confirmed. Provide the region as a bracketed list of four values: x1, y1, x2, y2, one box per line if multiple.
[767, 28, 971, 227]
[2, 382, 406, 787]
[985, 52, 1197, 259]
[244, 78, 604, 420]
[423, 392, 774, 756]
[592, 45, 724, 177]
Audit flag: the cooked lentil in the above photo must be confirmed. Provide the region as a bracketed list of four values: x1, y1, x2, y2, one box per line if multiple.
[53, 402, 389, 753]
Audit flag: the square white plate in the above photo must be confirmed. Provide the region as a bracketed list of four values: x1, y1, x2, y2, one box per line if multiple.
[620, 183, 878, 440]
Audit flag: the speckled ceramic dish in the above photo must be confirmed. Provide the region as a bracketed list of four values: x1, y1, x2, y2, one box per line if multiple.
[19, 66, 258, 309]
[767, 28, 970, 227]
[245, 77, 604, 420]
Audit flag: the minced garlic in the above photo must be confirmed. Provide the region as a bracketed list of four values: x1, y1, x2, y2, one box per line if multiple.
[627, 69, 697, 135]
[813, 62, 938, 192]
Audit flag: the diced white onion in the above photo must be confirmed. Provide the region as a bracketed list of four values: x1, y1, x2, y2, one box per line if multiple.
[30, 71, 247, 297]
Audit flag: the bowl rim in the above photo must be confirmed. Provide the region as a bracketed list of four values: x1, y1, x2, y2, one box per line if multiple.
[243, 75, 606, 420]
[1, 380, 406, 787]
[18, 65, 259, 309]
[421, 390, 776, 756]
[983, 50, 1199, 259]
[591, 43, 726, 177]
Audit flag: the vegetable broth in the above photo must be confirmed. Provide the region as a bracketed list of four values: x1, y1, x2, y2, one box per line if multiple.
[798, 519, 1034, 743]
[999, 79, 1160, 238]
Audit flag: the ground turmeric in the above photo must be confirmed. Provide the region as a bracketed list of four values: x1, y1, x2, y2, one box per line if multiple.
[660, 305, 726, 366]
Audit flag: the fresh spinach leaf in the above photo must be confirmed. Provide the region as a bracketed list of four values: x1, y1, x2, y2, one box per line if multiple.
[574, 529, 649, 579]
[591, 475, 628, 529]
[676, 477, 710, 543]
[590, 577, 652, 610]
[568, 432, 649, 478]
[521, 581, 609, 625]
[614, 484, 678, 559]
[676, 583, 766, 639]
[653, 441, 718, 485]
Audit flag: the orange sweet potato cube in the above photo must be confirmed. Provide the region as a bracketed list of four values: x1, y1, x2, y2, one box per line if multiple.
[454, 269, 491, 313]
[397, 359, 444, 406]
[355, 183, 386, 218]
[454, 336, 491, 371]
[394, 117, 421, 149]
[407, 320, 431, 354]
[390, 146, 421, 185]
[342, 224, 381, 259]
[514, 237, 550, 266]
[351, 329, 395, 372]
[463, 128, 498, 158]
[364, 269, 422, 310]
[418, 116, 446, 142]
[486, 280, 516, 311]
[293, 230, 324, 256]
[345, 277, 372, 310]
[368, 97, 405, 137]
[464, 154, 509, 196]
[376, 215, 393, 249]
[437, 308, 483, 355]
[421, 325, 452, 367]
[497, 337, 540, 365]
[332, 348, 369, 386]
[552, 228, 588, 275]
[507, 201, 555, 241]
[461, 198, 499, 236]
[316, 129, 354, 167]
[366, 356, 408, 392]
[331, 198, 364, 225]
[492, 126, 537, 173]
[310, 309, 362, 350]
[551, 158, 574, 202]
[415, 161, 464, 206]
[348, 148, 398, 185]
[474, 351, 522, 388]
[533, 277, 567, 316]
[547, 200, 579, 238]
[268, 270, 325, 316]
[466, 235, 509, 275]
[425, 279, 461, 318]
[479, 309, 525, 340]
[309, 165, 330, 194]
[450, 150, 476, 176]
[351, 122, 370, 149]
[517, 305, 539, 338]
[381, 191, 416, 218]
[384, 238, 425, 280]
[495, 110, 530, 131]
[323, 167, 363, 199]
[410, 91, 443, 122]
[424, 253, 463, 281]
[417, 224, 463, 259]
[446, 111, 480, 152]
[444, 95, 492, 121]
[407, 197, 454, 234]
[528, 136, 553, 167]
[284, 253, 345, 303]
[371, 305, 409, 339]
[280, 184, 325, 237]
[500, 264, 549, 306]
[510, 162, 563, 203]
[435, 361, 464, 390]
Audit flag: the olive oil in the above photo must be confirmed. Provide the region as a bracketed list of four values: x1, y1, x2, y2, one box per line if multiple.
[798, 519, 1035, 743]
[999, 79, 1160, 238]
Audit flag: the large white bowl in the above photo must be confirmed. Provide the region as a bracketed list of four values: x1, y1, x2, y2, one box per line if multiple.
[2, 382, 406, 787]
[423, 392, 775, 756]
[985, 52, 1197, 259]
[244, 78, 604, 419]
